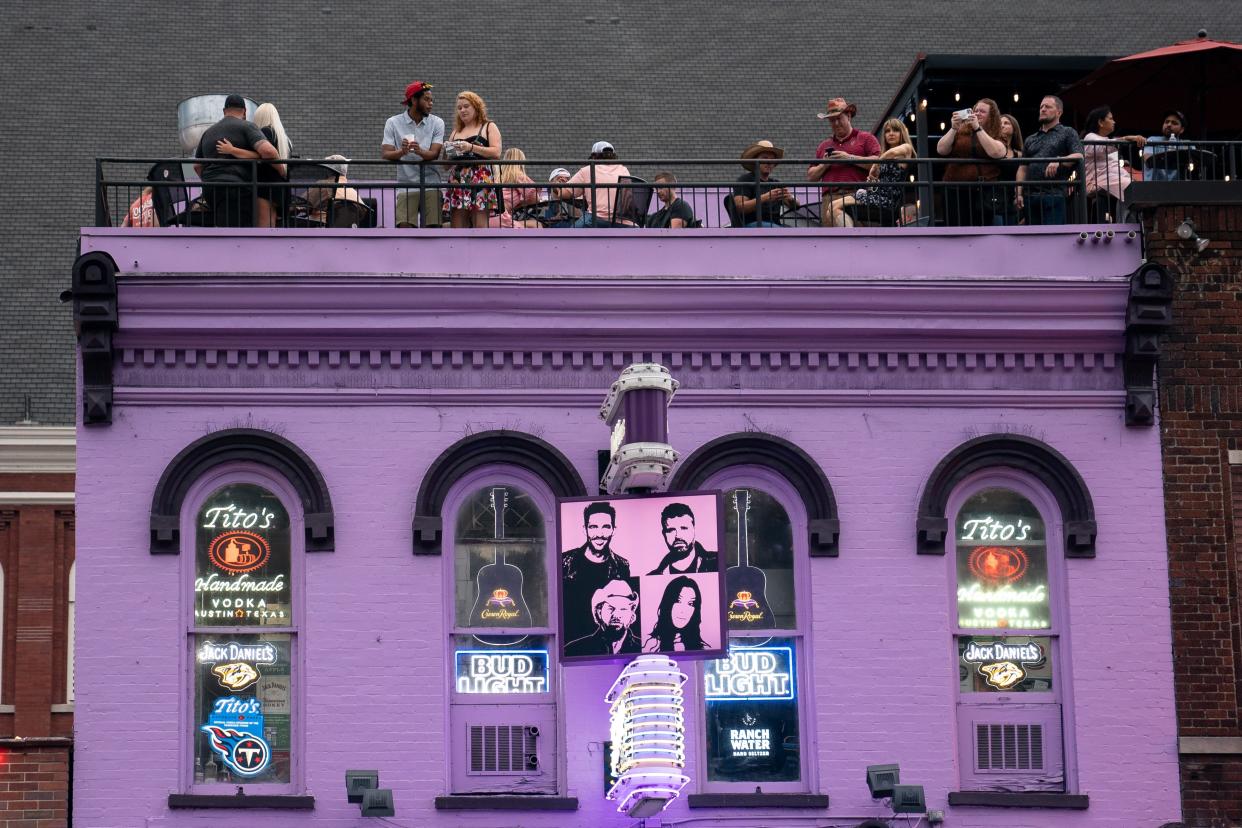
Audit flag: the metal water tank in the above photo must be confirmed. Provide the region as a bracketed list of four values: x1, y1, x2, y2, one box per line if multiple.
[177, 94, 258, 156]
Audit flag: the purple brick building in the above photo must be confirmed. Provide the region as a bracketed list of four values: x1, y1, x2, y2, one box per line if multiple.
[71, 225, 1181, 826]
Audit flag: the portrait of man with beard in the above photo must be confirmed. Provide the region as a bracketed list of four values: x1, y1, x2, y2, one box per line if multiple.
[561, 501, 632, 643]
[563, 579, 642, 657]
[648, 502, 719, 575]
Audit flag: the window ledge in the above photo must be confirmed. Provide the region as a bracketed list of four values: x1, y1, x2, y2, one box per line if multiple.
[0, 704, 14, 714]
[948, 791, 1088, 809]
[168, 794, 315, 810]
[434, 795, 579, 811]
[50, 703, 74, 713]
[687, 793, 830, 809]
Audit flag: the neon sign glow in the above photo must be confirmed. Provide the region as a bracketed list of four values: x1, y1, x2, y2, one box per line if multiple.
[201, 696, 271, 777]
[703, 646, 795, 702]
[454, 650, 549, 694]
[207, 531, 272, 575]
[606, 655, 690, 818]
[962, 639, 1045, 690]
[960, 516, 1032, 542]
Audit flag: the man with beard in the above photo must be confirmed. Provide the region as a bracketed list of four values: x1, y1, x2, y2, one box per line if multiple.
[1015, 95, 1083, 225]
[564, 579, 642, 657]
[649, 502, 718, 574]
[562, 502, 631, 643]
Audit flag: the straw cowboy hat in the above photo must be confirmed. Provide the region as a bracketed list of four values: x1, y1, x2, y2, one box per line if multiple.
[739, 139, 785, 168]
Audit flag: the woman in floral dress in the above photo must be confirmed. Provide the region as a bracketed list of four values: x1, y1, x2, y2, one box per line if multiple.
[443, 91, 502, 228]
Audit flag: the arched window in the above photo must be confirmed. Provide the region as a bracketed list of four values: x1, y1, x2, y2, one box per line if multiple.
[444, 467, 560, 795]
[695, 466, 816, 794]
[950, 473, 1073, 793]
[185, 467, 302, 794]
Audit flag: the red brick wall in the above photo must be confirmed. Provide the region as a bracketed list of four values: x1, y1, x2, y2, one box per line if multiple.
[0, 471, 75, 828]
[1147, 205, 1242, 828]
[0, 746, 70, 827]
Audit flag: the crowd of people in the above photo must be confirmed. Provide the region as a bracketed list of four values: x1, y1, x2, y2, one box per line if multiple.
[126, 84, 1204, 230]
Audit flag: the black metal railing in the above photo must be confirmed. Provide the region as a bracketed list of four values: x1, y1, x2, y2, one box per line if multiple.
[94, 147, 1236, 232]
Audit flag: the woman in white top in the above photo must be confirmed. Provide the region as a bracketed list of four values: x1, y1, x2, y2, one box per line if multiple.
[1080, 105, 1146, 223]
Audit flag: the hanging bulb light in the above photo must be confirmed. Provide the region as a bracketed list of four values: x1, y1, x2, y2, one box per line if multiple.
[1013, 92, 1020, 103]
[954, 92, 961, 102]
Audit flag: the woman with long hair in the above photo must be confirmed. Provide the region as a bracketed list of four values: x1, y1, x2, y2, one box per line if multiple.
[936, 97, 1006, 226]
[489, 148, 539, 228]
[443, 91, 502, 228]
[996, 114, 1025, 225]
[212, 102, 291, 227]
[644, 576, 709, 652]
[823, 118, 915, 227]
[1080, 105, 1146, 222]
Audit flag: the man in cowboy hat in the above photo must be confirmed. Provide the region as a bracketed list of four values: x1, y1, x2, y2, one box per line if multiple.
[731, 140, 797, 227]
[381, 80, 445, 227]
[808, 97, 881, 225]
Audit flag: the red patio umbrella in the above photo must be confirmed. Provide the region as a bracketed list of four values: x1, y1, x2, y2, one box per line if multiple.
[1062, 31, 1242, 137]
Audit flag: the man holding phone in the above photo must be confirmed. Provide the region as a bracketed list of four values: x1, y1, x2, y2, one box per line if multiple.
[808, 96, 881, 226]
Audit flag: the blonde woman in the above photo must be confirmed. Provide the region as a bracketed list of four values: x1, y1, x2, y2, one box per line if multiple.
[489, 148, 539, 228]
[218, 102, 292, 227]
[443, 91, 502, 228]
[824, 119, 914, 227]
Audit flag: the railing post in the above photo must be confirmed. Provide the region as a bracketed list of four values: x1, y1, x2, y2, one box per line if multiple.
[1075, 157, 1088, 224]
[589, 161, 596, 227]
[251, 159, 259, 229]
[95, 159, 108, 227]
[419, 158, 426, 229]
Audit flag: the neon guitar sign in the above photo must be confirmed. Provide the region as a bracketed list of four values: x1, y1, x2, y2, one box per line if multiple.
[726, 490, 769, 626]
[470, 487, 533, 626]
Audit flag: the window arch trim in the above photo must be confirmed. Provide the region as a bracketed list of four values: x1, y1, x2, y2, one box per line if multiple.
[150, 429, 334, 555]
[670, 433, 839, 556]
[413, 431, 587, 555]
[917, 435, 1096, 558]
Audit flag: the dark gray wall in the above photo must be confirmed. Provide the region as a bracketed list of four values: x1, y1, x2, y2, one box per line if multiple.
[3, 1, 1239, 424]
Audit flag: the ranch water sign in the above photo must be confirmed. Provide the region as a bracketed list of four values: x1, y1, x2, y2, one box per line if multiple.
[195, 484, 292, 626]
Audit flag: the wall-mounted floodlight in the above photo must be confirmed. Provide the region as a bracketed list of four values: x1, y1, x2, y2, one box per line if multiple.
[361, 788, 395, 817]
[865, 763, 899, 799]
[1177, 218, 1210, 253]
[891, 784, 927, 814]
[345, 769, 379, 803]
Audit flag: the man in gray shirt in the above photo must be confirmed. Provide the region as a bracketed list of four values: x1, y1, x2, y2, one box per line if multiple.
[382, 81, 445, 227]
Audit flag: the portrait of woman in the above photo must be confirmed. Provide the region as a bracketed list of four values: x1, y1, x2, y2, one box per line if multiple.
[644, 575, 710, 652]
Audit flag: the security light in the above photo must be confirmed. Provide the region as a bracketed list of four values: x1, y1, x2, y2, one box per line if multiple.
[891, 784, 927, 814]
[1177, 219, 1210, 253]
[345, 769, 379, 803]
[865, 763, 899, 799]
[361, 788, 395, 817]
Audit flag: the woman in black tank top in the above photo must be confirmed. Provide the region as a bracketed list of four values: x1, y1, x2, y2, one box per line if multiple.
[444, 91, 503, 228]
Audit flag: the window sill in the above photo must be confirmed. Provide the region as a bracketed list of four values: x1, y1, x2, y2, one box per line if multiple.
[0, 704, 14, 714]
[687, 793, 830, 809]
[434, 795, 579, 811]
[51, 703, 74, 713]
[167, 794, 315, 810]
[948, 791, 1088, 809]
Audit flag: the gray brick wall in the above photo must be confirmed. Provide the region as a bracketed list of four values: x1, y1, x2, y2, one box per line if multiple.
[2, 0, 1239, 425]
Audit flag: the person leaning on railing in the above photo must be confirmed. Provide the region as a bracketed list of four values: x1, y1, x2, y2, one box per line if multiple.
[936, 98, 1007, 227]
[443, 90, 503, 228]
[1080, 105, 1145, 223]
[251, 103, 293, 227]
[381, 81, 445, 228]
[1015, 95, 1083, 226]
[733, 140, 797, 228]
[194, 94, 281, 229]
[995, 114, 1025, 226]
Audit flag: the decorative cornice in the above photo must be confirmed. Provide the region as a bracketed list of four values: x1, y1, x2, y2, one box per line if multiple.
[916, 434, 1097, 557]
[149, 429, 334, 554]
[0, 427, 75, 474]
[115, 387, 1126, 409]
[68, 252, 119, 425]
[1123, 262, 1174, 426]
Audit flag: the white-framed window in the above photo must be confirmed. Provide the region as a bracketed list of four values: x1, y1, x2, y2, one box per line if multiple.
[444, 466, 561, 795]
[695, 466, 815, 794]
[949, 471, 1074, 793]
[183, 466, 302, 794]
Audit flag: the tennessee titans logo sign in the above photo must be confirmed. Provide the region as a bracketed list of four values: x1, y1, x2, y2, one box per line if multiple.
[200, 725, 271, 777]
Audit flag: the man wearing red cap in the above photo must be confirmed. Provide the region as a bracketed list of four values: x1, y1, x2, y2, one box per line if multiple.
[382, 81, 445, 227]
[808, 97, 880, 226]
